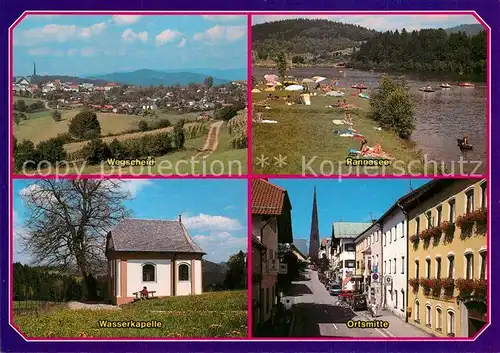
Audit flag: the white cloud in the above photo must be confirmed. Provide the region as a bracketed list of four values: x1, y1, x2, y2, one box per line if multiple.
[193, 25, 245, 43]
[155, 29, 183, 46]
[182, 213, 242, 231]
[121, 28, 148, 43]
[202, 15, 246, 22]
[67, 48, 78, 56]
[193, 231, 246, 262]
[112, 15, 142, 25]
[81, 47, 96, 57]
[27, 47, 64, 56]
[224, 205, 236, 210]
[251, 14, 479, 31]
[15, 22, 107, 46]
[177, 38, 186, 48]
[115, 179, 154, 197]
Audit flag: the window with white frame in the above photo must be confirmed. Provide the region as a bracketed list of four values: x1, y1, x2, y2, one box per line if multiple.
[436, 307, 443, 332]
[401, 220, 405, 238]
[393, 227, 396, 241]
[447, 255, 455, 279]
[178, 263, 190, 281]
[447, 310, 456, 336]
[425, 305, 431, 327]
[401, 256, 405, 274]
[401, 290, 405, 311]
[436, 257, 442, 279]
[389, 259, 392, 274]
[426, 211, 433, 228]
[414, 300, 420, 321]
[142, 263, 156, 282]
[416, 217, 420, 235]
[415, 260, 420, 278]
[480, 251, 487, 280]
[480, 182, 487, 210]
[437, 206, 442, 226]
[448, 199, 456, 222]
[465, 253, 474, 280]
[466, 189, 475, 214]
[393, 257, 396, 273]
[426, 258, 431, 278]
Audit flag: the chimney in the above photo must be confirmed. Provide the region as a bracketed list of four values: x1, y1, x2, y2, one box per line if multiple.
[178, 214, 182, 223]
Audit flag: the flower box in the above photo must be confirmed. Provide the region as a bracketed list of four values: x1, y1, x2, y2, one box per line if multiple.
[418, 229, 433, 242]
[455, 278, 487, 300]
[409, 278, 420, 292]
[439, 221, 456, 242]
[420, 278, 432, 295]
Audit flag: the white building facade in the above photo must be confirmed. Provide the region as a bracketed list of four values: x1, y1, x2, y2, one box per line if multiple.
[381, 205, 408, 321]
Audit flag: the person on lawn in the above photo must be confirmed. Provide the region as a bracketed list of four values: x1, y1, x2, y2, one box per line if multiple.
[140, 286, 149, 299]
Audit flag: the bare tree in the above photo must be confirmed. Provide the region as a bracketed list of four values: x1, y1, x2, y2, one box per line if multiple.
[20, 179, 132, 300]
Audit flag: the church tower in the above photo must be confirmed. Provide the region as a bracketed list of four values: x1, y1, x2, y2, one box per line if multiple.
[308, 186, 320, 263]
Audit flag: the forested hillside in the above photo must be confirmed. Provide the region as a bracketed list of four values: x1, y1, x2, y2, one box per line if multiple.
[349, 28, 486, 77]
[252, 19, 376, 65]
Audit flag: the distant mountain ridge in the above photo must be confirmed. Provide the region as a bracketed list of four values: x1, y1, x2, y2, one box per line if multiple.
[88, 69, 246, 87]
[445, 23, 484, 36]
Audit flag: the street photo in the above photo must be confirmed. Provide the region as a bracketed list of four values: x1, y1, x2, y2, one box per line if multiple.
[12, 179, 248, 338]
[252, 178, 488, 338]
[12, 14, 248, 176]
[251, 15, 488, 176]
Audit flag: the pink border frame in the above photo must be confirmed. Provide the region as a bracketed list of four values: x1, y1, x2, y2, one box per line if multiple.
[8, 10, 491, 342]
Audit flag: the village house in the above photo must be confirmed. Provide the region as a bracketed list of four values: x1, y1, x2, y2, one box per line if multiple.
[331, 222, 371, 290]
[13, 76, 31, 92]
[105, 217, 205, 305]
[252, 179, 293, 335]
[378, 198, 408, 321]
[404, 179, 487, 337]
[354, 222, 382, 306]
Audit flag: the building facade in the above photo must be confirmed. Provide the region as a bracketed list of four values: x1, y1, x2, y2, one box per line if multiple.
[106, 217, 204, 305]
[380, 204, 407, 320]
[355, 223, 382, 305]
[332, 222, 372, 289]
[251, 179, 293, 333]
[405, 179, 487, 338]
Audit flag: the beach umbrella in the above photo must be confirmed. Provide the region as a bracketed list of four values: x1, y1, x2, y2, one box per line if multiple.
[285, 85, 304, 91]
[264, 74, 279, 83]
[314, 76, 327, 83]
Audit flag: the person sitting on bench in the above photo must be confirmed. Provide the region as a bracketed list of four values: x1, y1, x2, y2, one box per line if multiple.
[461, 135, 470, 146]
[140, 286, 149, 299]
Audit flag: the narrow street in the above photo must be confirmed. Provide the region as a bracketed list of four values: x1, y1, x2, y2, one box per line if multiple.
[286, 270, 432, 337]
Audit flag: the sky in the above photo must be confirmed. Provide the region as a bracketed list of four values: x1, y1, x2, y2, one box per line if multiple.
[13, 179, 247, 264]
[13, 15, 247, 76]
[252, 14, 480, 31]
[269, 178, 431, 243]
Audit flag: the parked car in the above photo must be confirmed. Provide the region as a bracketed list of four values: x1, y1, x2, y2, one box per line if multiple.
[329, 284, 342, 296]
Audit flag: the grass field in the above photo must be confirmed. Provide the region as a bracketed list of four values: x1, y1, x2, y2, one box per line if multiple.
[14, 290, 247, 338]
[14, 108, 200, 145]
[252, 87, 424, 175]
[58, 122, 247, 175]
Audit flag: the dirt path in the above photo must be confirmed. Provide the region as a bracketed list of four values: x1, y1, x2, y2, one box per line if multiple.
[194, 121, 223, 159]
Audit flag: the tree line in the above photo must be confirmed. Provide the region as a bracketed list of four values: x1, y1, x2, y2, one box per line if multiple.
[350, 28, 486, 78]
[13, 262, 108, 302]
[252, 19, 376, 62]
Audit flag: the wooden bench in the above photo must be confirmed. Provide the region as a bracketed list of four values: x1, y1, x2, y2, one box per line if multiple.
[132, 291, 157, 300]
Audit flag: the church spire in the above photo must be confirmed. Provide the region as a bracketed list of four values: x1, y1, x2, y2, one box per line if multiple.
[309, 186, 319, 263]
[33, 62, 37, 78]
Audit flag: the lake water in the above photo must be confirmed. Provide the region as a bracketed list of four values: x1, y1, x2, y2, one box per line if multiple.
[253, 67, 487, 174]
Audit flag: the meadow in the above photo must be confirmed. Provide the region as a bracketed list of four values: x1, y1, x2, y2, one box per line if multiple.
[14, 106, 200, 145]
[14, 290, 247, 338]
[252, 87, 424, 175]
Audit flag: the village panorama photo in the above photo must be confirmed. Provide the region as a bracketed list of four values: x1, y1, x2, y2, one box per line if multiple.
[11, 14, 248, 177]
[11, 178, 248, 338]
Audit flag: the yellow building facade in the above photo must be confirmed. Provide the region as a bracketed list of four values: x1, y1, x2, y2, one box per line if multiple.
[405, 179, 487, 338]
